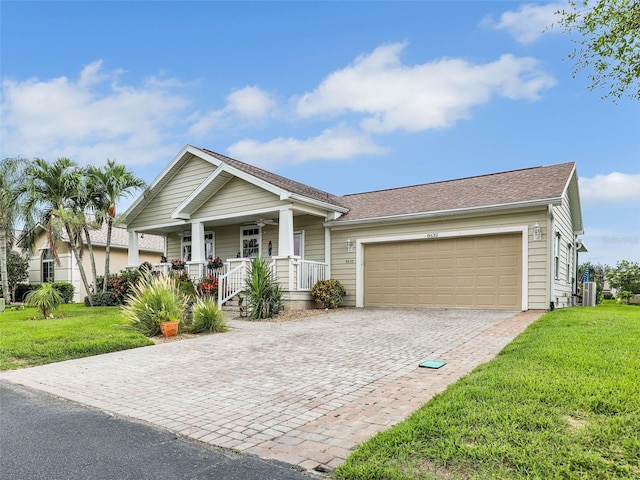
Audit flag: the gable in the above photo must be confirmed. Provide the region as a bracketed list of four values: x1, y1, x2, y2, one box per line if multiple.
[127, 156, 217, 229]
[192, 176, 287, 219]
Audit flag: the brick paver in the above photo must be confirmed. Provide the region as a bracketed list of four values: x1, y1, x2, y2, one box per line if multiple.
[0, 308, 543, 473]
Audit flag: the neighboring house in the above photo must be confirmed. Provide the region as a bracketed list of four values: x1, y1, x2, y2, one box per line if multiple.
[601, 281, 617, 298]
[122, 145, 586, 311]
[19, 222, 164, 303]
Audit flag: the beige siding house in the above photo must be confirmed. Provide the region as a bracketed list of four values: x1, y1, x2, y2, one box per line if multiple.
[122, 145, 585, 311]
[21, 223, 163, 303]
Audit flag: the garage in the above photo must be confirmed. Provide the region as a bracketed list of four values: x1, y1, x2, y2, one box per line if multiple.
[364, 233, 522, 309]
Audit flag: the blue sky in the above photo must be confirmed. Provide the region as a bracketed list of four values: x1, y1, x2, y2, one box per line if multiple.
[1, 1, 638, 266]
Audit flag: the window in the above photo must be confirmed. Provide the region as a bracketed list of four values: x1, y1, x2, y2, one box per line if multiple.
[294, 231, 304, 258]
[42, 249, 54, 283]
[204, 232, 215, 260]
[554, 233, 561, 280]
[182, 235, 192, 262]
[242, 228, 260, 258]
[566, 243, 573, 284]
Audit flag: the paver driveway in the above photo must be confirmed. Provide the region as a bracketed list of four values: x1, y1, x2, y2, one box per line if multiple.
[0, 308, 543, 473]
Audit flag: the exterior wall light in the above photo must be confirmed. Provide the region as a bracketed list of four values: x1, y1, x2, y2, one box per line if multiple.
[533, 223, 542, 241]
[346, 238, 354, 253]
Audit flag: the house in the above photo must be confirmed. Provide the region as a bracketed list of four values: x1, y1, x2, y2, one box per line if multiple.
[122, 145, 585, 311]
[19, 221, 164, 303]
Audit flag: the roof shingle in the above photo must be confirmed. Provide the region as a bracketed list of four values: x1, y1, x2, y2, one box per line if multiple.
[335, 162, 575, 221]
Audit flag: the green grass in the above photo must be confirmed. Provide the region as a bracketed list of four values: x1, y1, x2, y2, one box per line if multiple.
[335, 304, 640, 480]
[0, 304, 153, 370]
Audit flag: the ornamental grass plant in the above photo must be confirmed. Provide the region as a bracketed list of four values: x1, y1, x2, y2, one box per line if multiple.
[190, 297, 228, 333]
[121, 274, 188, 337]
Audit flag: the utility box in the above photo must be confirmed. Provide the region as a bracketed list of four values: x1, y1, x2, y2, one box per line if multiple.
[583, 282, 597, 306]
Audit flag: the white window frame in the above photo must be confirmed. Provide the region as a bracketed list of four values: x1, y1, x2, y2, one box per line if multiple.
[42, 249, 54, 283]
[182, 235, 192, 262]
[204, 231, 215, 260]
[554, 232, 561, 280]
[241, 227, 261, 258]
[566, 242, 573, 285]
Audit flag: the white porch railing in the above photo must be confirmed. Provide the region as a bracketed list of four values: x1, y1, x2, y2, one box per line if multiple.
[218, 259, 250, 309]
[297, 260, 329, 290]
[153, 262, 226, 279]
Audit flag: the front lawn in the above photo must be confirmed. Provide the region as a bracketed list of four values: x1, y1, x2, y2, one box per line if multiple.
[0, 304, 153, 370]
[335, 304, 640, 479]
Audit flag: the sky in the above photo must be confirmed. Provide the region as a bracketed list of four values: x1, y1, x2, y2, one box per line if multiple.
[1, 0, 638, 266]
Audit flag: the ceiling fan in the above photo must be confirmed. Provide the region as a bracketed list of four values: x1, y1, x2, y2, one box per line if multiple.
[245, 218, 278, 227]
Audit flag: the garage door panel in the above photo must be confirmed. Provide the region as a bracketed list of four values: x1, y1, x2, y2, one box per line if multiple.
[364, 233, 522, 309]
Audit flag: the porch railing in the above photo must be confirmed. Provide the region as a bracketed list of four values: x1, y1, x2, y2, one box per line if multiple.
[297, 260, 329, 290]
[218, 260, 249, 309]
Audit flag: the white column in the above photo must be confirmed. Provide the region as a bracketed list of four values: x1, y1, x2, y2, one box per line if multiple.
[191, 222, 205, 263]
[128, 231, 140, 267]
[278, 207, 295, 257]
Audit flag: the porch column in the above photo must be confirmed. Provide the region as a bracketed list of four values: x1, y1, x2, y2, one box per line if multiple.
[278, 207, 295, 257]
[191, 222, 205, 262]
[128, 231, 140, 267]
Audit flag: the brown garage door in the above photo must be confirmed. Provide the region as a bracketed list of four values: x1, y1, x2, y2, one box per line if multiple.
[364, 234, 522, 309]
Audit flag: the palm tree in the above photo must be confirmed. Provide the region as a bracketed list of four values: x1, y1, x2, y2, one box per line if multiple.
[21, 158, 93, 299]
[87, 160, 145, 292]
[0, 157, 28, 303]
[67, 174, 102, 294]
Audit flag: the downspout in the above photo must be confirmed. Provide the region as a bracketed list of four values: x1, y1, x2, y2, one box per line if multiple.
[547, 203, 555, 311]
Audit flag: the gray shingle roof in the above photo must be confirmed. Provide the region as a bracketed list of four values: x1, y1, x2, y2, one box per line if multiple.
[199, 148, 575, 223]
[334, 162, 576, 222]
[201, 148, 344, 207]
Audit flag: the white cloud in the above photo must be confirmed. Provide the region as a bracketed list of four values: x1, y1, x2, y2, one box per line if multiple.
[1, 60, 190, 166]
[482, 2, 564, 43]
[227, 125, 387, 168]
[189, 85, 276, 138]
[580, 172, 640, 202]
[295, 43, 555, 133]
[226, 86, 276, 119]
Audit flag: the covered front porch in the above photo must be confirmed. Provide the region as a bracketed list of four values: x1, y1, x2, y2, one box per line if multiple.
[126, 205, 332, 310]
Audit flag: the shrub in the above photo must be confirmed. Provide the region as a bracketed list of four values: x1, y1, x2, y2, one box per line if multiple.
[14, 284, 39, 302]
[84, 291, 119, 307]
[25, 283, 64, 318]
[190, 297, 228, 333]
[197, 275, 219, 298]
[51, 282, 74, 303]
[121, 275, 188, 337]
[616, 290, 635, 304]
[311, 279, 347, 309]
[244, 257, 282, 320]
[177, 279, 197, 301]
[96, 268, 143, 305]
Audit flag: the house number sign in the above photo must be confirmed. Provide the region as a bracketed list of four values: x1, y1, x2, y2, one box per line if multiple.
[426, 233, 439, 239]
[345, 259, 356, 264]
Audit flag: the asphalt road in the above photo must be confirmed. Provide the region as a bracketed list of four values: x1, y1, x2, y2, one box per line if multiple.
[0, 381, 314, 480]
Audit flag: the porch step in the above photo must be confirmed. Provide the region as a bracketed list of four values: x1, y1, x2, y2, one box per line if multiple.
[221, 296, 244, 314]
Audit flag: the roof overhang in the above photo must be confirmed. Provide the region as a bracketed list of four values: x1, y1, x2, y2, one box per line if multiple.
[563, 165, 584, 235]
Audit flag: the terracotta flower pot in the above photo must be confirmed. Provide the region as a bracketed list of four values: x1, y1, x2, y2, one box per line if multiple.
[159, 321, 179, 338]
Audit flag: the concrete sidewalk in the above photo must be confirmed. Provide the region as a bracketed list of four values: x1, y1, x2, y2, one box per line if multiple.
[0, 308, 543, 473]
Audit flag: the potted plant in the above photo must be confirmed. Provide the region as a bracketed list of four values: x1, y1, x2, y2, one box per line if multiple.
[155, 308, 179, 337]
[171, 259, 185, 270]
[207, 256, 224, 270]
